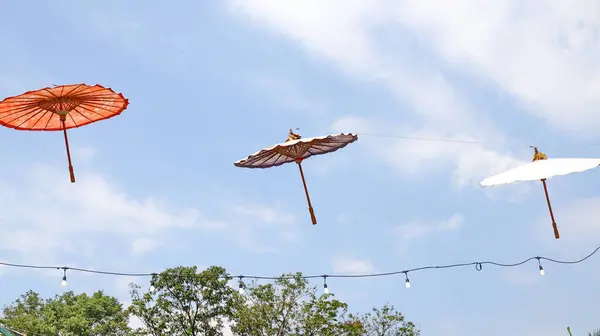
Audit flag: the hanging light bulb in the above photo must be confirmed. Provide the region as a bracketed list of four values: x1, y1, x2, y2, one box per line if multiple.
[323, 275, 329, 294]
[404, 272, 411, 288]
[61, 268, 67, 287]
[238, 276, 245, 294]
[149, 273, 157, 292]
[537, 257, 545, 276]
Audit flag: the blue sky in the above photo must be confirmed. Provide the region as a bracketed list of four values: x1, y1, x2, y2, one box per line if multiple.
[1, 1, 599, 335]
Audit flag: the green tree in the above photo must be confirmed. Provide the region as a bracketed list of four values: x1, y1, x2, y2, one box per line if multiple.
[1, 290, 132, 336]
[348, 303, 420, 336]
[589, 329, 600, 336]
[128, 265, 235, 336]
[229, 273, 363, 336]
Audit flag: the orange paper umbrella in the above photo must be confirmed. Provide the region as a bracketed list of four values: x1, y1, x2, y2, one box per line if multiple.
[234, 129, 358, 225]
[0, 84, 129, 183]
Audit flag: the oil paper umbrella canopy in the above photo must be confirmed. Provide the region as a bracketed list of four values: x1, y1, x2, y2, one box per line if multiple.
[234, 129, 358, 225]
[480, 146, 600, 239]
[0, 84, 129, 182]
[234, 131, 358, 168]
[480, 158, 600, 186]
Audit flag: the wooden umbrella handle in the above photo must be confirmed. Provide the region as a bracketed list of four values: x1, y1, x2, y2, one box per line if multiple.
[296, 159, 317, 225]
[61, 119, 76, 183]
[541, 179, 559, 239]
[308, 206, 317, 225]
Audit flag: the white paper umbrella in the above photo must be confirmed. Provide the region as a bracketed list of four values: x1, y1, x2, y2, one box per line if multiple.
[480, 146, 600, 239]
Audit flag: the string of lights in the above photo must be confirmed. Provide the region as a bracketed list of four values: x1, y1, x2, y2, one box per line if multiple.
[1, 245, 598, 293]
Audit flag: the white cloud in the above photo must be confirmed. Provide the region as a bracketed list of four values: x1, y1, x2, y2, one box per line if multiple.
[229, 0, 600, 136]
[131, 237, 160, 255]
[228, 0, 530, 185]
[502, 268, 538, 286]
[241, 74, 328, 117]
[395, 213, 464, 240]
[228, 203, 301, 253]
[332, 116, 526, 186]
[389, 0, 600, 135]
[0, 162, 302, 269]
[72, 146, 97, 164]
[0, 163, 221, 265]
[233, 204, 295, 225]
[534, 197, 600, 247]
[332, 256, 374, 274]
[227, 0, 475, 125]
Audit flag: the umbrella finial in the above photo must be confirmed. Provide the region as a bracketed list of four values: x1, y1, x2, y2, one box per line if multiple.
[286, 128, 302, 142]
[530, 145, 548, 161]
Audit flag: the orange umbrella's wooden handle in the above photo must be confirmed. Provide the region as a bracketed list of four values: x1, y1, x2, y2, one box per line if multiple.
[62, 121, 76, 183]
[69, 166, 76, 183]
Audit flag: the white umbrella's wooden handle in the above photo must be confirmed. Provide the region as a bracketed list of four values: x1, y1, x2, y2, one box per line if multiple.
[541, 179, 560, 239]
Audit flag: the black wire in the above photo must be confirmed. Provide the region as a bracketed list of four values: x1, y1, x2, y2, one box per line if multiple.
[357, 132, 484, 144]
[0, 245, 597, 280]
[354, 132, 600, 148]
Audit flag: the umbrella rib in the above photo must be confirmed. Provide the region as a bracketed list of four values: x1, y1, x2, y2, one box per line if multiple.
[67, 112, 79, 127]
[75, 92, 122, 101]
[3, 108, 42, 126]
[273, 154, 289, 166]
[69, 86, 112, 100]
[42, 112, 54, 130]
[0, 103, 39, 118]
[253, 153, 281, 167]
[14, 109, 49, 129]
[78, 101, 118, 115]
[7, 92, 50, 100]
[72, 108, 94, 123]
[3, 96, 48, 102]
[71, 106, 98, 122]
[42, 88, 60, 99]
[64, 84, 85, 96]
[77, 102, 119, 113]
[245, 150, 278, 164]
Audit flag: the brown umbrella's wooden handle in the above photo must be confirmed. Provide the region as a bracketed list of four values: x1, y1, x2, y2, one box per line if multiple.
[309, 206, 317, 225]
[552, 222, 560, 239]
[296, 160, 318, 225]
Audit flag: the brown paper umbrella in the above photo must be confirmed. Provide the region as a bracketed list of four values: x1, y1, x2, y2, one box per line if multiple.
[234, 129, 358, 225]
[0, 84, 129, 183]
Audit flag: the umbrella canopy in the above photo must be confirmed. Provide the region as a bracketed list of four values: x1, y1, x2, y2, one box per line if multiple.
[0, 84, 128, 130]
[0, 84, 129, 182]
[481, 158, 600, 187]
[234, 132, 358, 168]
[480, 146, 600, 239]
[235, 129, 358, 225]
